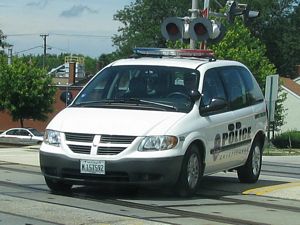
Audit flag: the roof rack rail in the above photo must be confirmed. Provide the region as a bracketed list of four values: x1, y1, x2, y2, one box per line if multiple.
[132, 47, 215, 60]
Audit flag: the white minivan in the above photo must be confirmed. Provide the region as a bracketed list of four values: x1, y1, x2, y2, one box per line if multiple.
[40, 48, 267, 196]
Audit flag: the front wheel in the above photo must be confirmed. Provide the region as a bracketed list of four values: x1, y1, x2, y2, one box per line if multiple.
[45, 177, 72, 193]
[176, 144, 203, 197]
[237, 141, 262, 183]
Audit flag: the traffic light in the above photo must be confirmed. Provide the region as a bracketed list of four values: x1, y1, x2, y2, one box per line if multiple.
[160, 17, 186, 41]
[188, 18, 213, 41]
[225, 1, 259, 24]
[161, 17, 217, 42]
[243, 5, 260, 24]
[207, 20, 226, 44]
[226, 1, 241, 24]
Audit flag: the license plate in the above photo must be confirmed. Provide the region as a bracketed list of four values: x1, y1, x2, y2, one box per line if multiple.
[80, 160, 105, 175]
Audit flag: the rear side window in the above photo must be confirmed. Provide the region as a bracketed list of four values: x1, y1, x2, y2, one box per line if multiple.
[219, 67, 247, 110]
[239, 67, 264, 105]
[7, 130, 18, 135]
[201, 65, 264, 113]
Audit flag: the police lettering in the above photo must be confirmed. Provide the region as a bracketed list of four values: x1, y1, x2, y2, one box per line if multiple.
[220, 123, 251, 147]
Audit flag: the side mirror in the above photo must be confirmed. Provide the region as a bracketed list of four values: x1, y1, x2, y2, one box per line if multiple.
[200, 98, 227, 116]
[60, 91, 73, 105]
[189, 90, 202, 102]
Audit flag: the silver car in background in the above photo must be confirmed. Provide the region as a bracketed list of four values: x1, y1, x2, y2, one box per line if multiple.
[0, 128, 43, 145]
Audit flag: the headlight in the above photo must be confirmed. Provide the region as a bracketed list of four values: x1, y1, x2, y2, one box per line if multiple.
[44, 129, 61, 147]
[138, 136, 178, 151]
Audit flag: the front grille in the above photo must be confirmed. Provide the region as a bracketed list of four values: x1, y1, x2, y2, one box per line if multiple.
[65, 133, 135, 156]
[97, 146, 126, 155]
[100, 135, 136, 144]
[65, 133, 94, 142]
[68, 145, 91, 154]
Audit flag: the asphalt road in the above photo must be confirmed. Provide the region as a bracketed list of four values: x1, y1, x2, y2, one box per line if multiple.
[0, 146, 299, 224]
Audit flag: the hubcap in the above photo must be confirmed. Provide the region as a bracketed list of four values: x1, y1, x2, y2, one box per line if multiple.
[252, 146, 261, 176]
[187, 153, 199, 189]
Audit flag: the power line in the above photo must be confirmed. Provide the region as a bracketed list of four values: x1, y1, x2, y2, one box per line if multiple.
[5, 33, 111, 38]
[6, 33, 40, 37]
[50, 33, 111, 38]
[14, 45, 42, 54]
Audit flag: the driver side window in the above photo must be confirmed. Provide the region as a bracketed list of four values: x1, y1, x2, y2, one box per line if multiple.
[201, 69, 226, 107]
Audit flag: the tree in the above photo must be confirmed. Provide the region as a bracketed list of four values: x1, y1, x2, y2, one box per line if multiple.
[0, 56, 56, 127]
[266, 4, 300, 77]
[112, 0, 191, 57]
[0, 29, 8, 55]
[113, 0, 300, 76]
[241, 0, 300, 77]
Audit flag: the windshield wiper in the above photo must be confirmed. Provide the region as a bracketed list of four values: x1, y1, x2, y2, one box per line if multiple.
[72, 99, 177, 111]
[72, 100, 114, 107]
[132, 99, 178, 111]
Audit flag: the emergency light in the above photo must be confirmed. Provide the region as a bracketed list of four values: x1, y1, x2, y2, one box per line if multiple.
[133, 48, 214, 58]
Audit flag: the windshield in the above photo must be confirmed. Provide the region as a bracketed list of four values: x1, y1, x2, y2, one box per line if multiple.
[72, 65, 200, 113]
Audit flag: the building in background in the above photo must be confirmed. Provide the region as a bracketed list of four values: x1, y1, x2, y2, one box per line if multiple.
[280, 76, 300, 132]
[48, 56, 85, 85]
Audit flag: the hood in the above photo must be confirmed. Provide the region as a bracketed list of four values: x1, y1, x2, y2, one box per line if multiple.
[47, 107, 186, 136]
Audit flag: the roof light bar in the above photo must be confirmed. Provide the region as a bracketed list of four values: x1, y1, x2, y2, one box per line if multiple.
[133, 48, 214, 58]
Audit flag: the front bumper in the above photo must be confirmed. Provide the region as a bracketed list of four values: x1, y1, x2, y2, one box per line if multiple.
[40, 151, 183, 186]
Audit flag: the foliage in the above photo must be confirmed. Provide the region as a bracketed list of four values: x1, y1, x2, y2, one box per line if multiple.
[113, 0, 300, 76]
[0, 29, 8, 55]
[97, 52, 120, 70]
[112, 0, 191, 57]
[241, 0, 300, 77]
[0, 56, 56, 127]
[272, 130, 300, 148]
[273, 89, 287, 131]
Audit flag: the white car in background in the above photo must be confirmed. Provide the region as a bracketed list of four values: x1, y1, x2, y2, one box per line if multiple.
[0, 128, 43, 145]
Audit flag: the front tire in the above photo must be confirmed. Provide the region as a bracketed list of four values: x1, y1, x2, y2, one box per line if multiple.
[176, 144, 203, 197]
[45, 177, 72, 193]
[237, 141, 262, 183]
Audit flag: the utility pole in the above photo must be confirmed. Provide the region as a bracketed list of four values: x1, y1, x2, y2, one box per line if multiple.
[40, 34, 49, 68]
[8, 46, 13, 65]
[201, 0, 210, 49]
[190, 0, 199, 49]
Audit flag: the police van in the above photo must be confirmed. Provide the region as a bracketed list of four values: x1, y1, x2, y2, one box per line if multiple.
[40, 48, 267, 196]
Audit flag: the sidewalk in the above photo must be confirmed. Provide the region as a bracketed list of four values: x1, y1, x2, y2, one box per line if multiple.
[0, 145, 40, 166]
[0, 146, 299, 201]
[263, 155, 300, 164]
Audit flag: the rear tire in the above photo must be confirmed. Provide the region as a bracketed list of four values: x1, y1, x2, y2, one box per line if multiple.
[176, 144, 203, 197]
[45, 177, 72, 193]
[237, 141, 262, 183]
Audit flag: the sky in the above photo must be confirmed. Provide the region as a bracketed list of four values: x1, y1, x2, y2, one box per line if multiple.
[0, 0, 133, 58]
